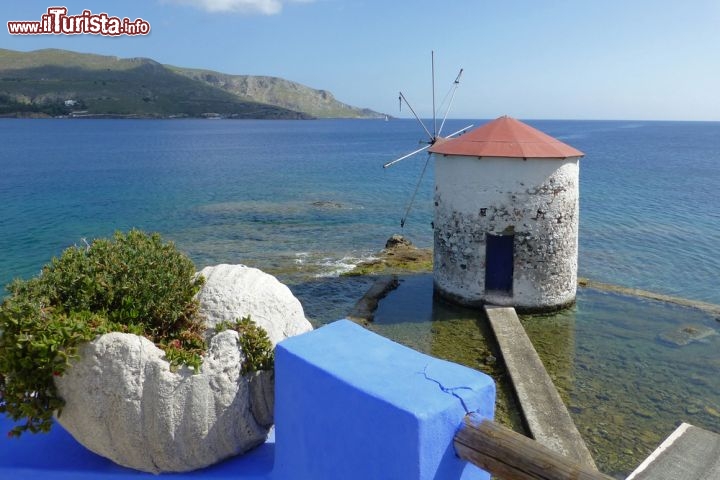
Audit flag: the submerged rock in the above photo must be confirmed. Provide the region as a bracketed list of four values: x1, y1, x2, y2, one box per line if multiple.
[658, 324, 718, 347]
[311, 200, 343, 209]
[55, 264, 312, 473]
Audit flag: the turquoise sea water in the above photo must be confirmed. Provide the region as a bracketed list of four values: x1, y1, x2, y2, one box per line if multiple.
[1, 118, 719, 476]
[2, 118, 718, 304]
[0, 118, 436, 290]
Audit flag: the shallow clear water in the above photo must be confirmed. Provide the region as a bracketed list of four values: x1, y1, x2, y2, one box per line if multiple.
[1, 118, 719, 476]
[365, 275, 525, 435]
[368, 275, 720, 477]
[521, 290, 720, 476]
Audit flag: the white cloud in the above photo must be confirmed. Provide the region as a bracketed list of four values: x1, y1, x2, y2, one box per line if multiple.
[163, 0, 312, 15]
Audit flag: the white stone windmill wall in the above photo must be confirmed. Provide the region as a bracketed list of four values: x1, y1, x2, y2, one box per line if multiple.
[428, 116, 584, 311]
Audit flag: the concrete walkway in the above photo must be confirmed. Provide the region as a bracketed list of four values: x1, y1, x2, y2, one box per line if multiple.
[484, 305, 597, 470]
[578, 278, 720, 317]
[628, 423, 720, 480]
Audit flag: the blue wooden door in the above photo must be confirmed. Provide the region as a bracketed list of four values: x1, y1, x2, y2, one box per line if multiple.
[485, 234, 514, 293]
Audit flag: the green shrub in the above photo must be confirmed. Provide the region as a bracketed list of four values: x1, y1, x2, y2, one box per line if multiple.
[0, 230, 206, 437]
[216, 316, 274, 374]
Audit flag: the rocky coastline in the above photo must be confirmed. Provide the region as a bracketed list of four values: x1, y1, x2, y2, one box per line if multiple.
[344, 234, 432, 276]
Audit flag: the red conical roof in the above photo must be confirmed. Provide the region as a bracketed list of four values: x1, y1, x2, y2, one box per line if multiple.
[429, 116, 584, 159]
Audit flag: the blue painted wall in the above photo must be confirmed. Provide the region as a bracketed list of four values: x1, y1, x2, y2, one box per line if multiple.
[1, 319, 495, 479]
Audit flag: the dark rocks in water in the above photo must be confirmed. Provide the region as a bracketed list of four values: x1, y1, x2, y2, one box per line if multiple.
[347, 275, 400, 324]
[344, 234, 431, 276]
[658, 324, 718, 347]
[385, 234, 413, 250]
[311, 201, 342, 209]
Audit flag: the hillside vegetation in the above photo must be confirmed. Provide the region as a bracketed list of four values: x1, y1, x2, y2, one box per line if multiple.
[0, 48, 383, 119]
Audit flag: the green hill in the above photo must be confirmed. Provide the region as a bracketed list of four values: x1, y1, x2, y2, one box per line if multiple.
[0, 49, 383, 119]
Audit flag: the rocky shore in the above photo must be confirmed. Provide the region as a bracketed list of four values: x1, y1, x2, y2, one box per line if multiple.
[344, 234, 432, 276]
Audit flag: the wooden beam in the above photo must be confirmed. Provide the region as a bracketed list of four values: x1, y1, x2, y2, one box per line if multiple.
[455, 414, 614, 480]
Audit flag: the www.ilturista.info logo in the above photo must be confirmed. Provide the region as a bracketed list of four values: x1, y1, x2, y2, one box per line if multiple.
[7, 7, 150, 36]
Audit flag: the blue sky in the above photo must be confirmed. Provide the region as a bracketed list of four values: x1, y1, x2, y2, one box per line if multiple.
[2, 0, 719, 120]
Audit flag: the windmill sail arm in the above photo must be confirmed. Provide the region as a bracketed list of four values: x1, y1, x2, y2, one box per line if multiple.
[446, 124, 474, 139]
[383, 144, 431, 169]
[432, 50, 436, 140]
[454, 68, 463, 84]
[438, 68, 464, 137]
[399, 91, 434, 142]
[384, 125, 471, 169]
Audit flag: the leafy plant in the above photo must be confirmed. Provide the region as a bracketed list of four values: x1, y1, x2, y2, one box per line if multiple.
[216, 316, 274, 374]
[0, 230, 206, 437]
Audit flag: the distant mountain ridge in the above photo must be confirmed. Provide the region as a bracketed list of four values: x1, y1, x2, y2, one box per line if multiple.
[170, 66, 382, 119]
[0, 48, 384, 119]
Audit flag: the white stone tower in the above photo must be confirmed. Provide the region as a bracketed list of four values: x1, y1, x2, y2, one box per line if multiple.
[428, 116, 584, 311]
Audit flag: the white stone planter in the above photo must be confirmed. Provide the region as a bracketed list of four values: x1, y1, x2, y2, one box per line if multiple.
[54, 264, 312, 473]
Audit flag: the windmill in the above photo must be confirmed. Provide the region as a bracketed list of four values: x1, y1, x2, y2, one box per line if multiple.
[384, 51, 473, 228]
